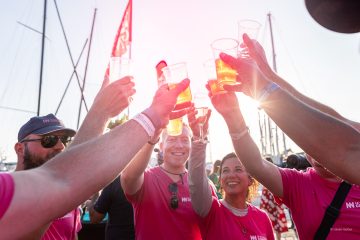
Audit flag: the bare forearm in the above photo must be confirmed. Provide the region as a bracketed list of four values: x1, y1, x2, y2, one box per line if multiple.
[223, 109, 283, 196]
[188, 142, 212, 217]
[121, 143, 155, 194]
[262, 89, 360, 183]
[69, 106, 109, 147]
[4, 119, 148, 238]
[270, 74, 350, 122]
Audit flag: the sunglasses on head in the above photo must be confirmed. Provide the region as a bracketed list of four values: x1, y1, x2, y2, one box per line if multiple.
[20, 135, 72, 148]
[168, 183, 179, 210]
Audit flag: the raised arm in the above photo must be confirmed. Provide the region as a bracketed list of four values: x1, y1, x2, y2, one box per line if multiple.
[0, 79, 190, 239]
[244, 34, 360, 131]
[120, 132, 160, 195]
[221, 44, 360, 185]
[70, 75, 135, 147]
[187, 107, 213, 217]
[210, 92, 283, 197]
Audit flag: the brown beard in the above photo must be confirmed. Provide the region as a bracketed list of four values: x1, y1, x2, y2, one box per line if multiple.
[23, 144, 60, 170]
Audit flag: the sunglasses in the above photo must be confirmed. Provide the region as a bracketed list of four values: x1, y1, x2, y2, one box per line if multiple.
[20, 135, 72, 148]
[168, 183, 179, 209]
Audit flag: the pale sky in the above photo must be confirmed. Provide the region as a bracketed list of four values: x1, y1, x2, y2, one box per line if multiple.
[1, 0, 359, 163]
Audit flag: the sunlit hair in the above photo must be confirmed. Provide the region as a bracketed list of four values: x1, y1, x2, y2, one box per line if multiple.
[161, 122, 193, 141]
[219, 152, 259, 202]
[213, 160, 221, 174]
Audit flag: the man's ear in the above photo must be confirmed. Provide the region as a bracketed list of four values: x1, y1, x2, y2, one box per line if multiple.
[14, 142, 25, 157]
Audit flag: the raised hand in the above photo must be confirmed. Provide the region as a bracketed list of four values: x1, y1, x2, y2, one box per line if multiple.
[187, 106, 211, 139]
[219, 52, 269, 100]
[92, 75, 136, 119]
[147, 78, 190, 128]
[210, 92, 240, 120]
[243, 34, 275, 79]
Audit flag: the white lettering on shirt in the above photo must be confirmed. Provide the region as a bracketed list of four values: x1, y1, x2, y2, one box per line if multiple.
[345, 201, 360, 209]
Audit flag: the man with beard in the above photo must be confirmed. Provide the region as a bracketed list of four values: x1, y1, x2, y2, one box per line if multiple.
[0, 76, 189, 239]
[14, 113, 81, 240]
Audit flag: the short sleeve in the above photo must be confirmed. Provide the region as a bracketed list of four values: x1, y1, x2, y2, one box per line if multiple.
[0, 173, 15, 219]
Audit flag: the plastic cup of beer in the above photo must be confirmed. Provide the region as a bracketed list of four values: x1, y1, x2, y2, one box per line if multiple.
[194, 92, 210, 143]
[162, 62, 191, 136]
[109, 57, 132, 82]
[203, 59, 226, 95]
[211, 38, 239, 87]
[166, 117, 183, 136]
[162, 62, 192, 111]
[238, 19, 261, 57]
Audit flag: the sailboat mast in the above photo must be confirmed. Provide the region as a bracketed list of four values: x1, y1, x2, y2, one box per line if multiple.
[268, 13, 277, 72]
[76, 8, 97, 129]
[267, 13, 287, 155]
[37, 0, 47, 116]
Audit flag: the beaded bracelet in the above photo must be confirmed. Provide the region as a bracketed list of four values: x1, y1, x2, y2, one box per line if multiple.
[148, 138, 160, 145]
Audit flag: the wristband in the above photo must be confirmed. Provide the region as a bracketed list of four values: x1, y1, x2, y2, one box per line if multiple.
[142, 107, 164, 130]
[133, 113, 155, 139]
[229, 127, 249, 141]
[257, 82, 280, 103]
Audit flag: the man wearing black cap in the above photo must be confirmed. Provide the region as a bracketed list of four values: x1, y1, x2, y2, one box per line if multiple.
[15, 114, 76, 171]
[0, 76, 190, 239]
[14, 113, 81, 240]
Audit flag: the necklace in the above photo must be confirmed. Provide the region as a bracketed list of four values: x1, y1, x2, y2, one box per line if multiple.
[159, 165, 187, 175]
[159, 165, 187, 184]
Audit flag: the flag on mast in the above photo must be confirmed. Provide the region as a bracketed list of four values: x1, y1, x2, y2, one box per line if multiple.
[111, 0, 132, 57]
[105, 0, 132, 76]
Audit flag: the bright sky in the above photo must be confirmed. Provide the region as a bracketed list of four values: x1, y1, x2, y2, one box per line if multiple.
[1, 0, 360, 163]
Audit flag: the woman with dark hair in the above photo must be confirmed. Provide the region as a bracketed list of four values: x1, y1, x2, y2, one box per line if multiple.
[188, 146, 274, 239]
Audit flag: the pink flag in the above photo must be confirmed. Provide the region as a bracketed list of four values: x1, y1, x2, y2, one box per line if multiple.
[111, 0, 132, 57]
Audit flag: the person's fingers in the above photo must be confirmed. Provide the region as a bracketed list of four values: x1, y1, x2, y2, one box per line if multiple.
[169, 109, 188, 120]
[187, 108, 197, 125]
[243, 33, 254, 48]
[203, 109, 212, 128]
[205, 83, 211, 91]
[205, 83, 214, 98]
[125, 88, 136, 98]
[120, 76, 133, 85]
[173, 102, 192, 111]
[219, 53, 238, 70]
[223, 84, 243, 92]
[170, 78, 190, 96]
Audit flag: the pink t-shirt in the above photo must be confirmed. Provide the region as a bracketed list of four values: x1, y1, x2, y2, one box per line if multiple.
[277, 168, 360, 239]
[126, 166, 202, 240]
[42, 208, 82, 240]
[0, 173, 14, 219]
[199, 199, 274, 240]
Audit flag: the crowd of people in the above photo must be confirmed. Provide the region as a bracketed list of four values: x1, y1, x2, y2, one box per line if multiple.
[1, 7, 360, 239]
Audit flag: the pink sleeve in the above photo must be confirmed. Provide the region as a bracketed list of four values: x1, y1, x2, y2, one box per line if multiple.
[75, 207, 82, 233]
[0, 173, 15, 219]
[275, 168, 304, 207]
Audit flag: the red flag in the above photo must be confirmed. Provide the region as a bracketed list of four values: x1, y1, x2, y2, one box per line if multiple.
[105, 0, 132, 78]
[111, 0, 132, 57]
